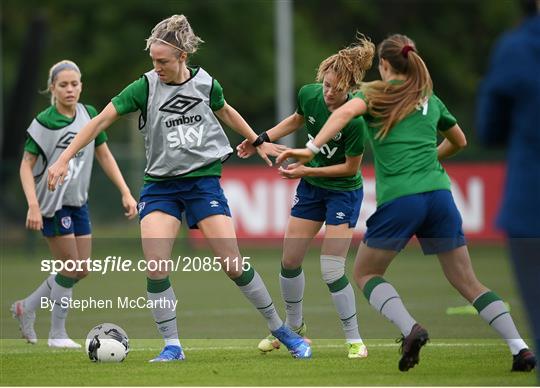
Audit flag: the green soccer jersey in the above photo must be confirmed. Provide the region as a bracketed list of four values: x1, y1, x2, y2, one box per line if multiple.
[24, 105, 107, 155]
[297, 83, 366, 191]
[111, 67, 226, 183]
[354, 88, 457, 206]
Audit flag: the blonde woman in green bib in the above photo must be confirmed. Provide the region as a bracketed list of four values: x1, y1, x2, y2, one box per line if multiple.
[47, 15, 312, 362]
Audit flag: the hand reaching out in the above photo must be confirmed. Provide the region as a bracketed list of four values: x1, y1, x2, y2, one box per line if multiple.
[278, 162, 310, 179]
[236, 139, 288, 166]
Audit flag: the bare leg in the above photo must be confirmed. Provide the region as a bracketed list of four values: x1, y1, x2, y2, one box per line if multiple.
[437, 245, 487, 302]
[197, 214, 283, 331]
[353, 242, 397, 289]
[438, 246, 529, 356]
[282, 217, 322, 269]
[353, 242, 417, 337]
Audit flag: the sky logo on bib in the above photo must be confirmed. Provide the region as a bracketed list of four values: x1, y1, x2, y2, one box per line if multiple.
[64, 159, 85, 182]
[61, 216, 72, 229]
[159, 94, 202, 115]
[161, 94, 206, 148]
[167, 125, 205, 147]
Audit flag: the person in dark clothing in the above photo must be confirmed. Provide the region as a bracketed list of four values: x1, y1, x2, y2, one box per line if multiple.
[476, 0, 540, 379]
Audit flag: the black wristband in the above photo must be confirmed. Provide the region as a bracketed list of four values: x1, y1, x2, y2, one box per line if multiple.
[252, 131, 271, 147]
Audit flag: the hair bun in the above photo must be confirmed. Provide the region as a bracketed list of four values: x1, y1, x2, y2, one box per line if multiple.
[166, 15, 186, 31]
[146, 14, 203, 54]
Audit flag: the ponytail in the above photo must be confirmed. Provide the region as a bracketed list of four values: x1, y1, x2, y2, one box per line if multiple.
[362, 34, 432, 139]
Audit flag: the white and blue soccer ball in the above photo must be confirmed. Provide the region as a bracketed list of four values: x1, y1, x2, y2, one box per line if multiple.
[85, 323, 129, 362]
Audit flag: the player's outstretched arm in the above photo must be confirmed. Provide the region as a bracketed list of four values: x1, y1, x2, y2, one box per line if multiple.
[48, 103, 120, 191]
[236, 112, 303, 159]
[94, 143, 137, 219]
[276, 98, 367, 165]
[215, 102, 280, 166]
[278, 154, 362, 179]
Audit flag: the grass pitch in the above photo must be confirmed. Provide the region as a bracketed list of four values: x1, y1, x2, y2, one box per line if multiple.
[0, 339, 536, 386]
[0, 240, 537, 385]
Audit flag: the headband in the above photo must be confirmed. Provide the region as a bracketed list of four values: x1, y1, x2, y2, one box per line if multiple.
[49, 62, 80, 86]
[154, 38, 184, 52]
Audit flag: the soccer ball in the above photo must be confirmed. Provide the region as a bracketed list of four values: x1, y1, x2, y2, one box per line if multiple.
[85, 323, 129, 362]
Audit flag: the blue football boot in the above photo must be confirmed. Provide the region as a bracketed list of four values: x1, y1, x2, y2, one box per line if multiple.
[149, 345, 185, 362]
[271, 325, 312, 359]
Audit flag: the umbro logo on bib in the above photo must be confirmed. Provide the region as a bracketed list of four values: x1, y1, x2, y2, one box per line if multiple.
[159, 94, 202, 115]
[56, 131, 77, 149]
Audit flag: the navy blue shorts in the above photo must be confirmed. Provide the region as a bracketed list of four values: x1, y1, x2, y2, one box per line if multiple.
[290, 179, 363, 228]
[42, 203, 92, 237]
[364, 190, 466, 254]
[138, 176, 231, 229]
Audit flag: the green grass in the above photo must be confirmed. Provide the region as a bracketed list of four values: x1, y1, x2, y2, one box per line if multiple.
[0, 339, 536, 386]
[0, 240, 537, 385]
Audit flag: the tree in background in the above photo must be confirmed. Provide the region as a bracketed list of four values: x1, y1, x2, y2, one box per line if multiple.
[1, 0, 522, 224]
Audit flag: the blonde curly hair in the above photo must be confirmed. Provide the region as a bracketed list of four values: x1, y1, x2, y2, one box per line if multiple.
[145, 14, 204, 55]
[316, 34, 375, 92]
